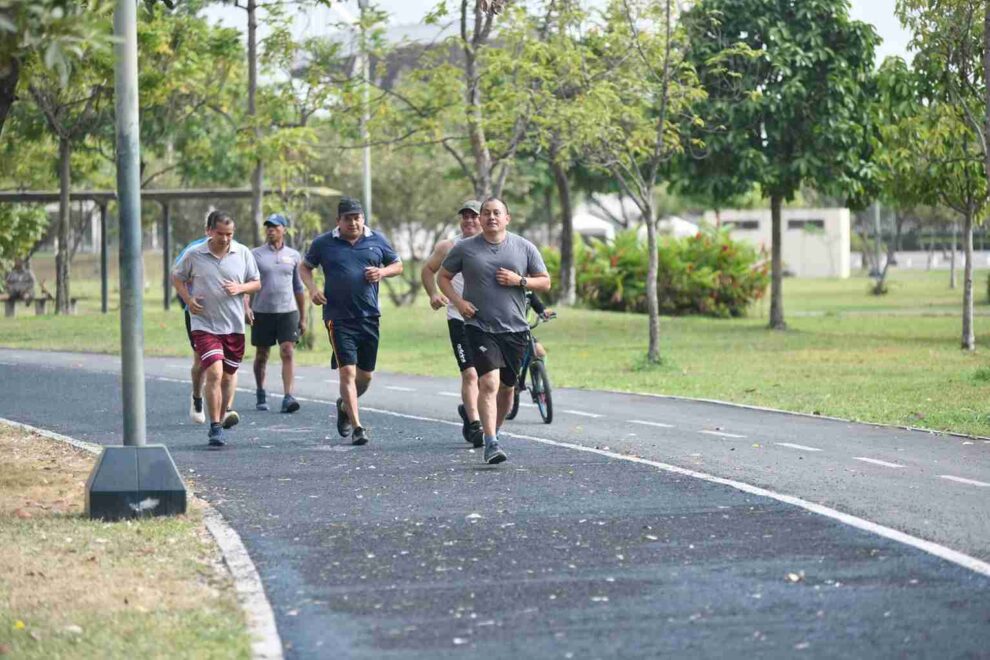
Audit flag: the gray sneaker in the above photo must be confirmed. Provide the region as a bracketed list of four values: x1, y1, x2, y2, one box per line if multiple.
[222, 409, 240, 429]
[256, 389, 269, 411]
[352, 426, 369, 446]
[208, 424, 226, 448]
[281, 394, 300, 414]
[484, 439, 507, 464]
[467, 421, 483, 448]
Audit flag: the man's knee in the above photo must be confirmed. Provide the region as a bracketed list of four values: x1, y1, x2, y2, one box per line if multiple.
[204, 361, 223, 381]
[255, 346, 270, 363]
[355, 369, 373, 395]
[478, 370, 500, 394]
[279, 342, 293, 361]
[461, 368, 478, 387]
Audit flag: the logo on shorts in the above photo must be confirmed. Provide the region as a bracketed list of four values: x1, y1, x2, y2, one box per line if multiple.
[478, 345, 487, 353]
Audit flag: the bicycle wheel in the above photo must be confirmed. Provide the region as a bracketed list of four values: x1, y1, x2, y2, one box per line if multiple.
[530, 361, 552, 424]
[505, 386, 520, 420]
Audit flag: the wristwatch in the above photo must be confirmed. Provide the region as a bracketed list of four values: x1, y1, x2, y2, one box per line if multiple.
[519, 277, 528, 288]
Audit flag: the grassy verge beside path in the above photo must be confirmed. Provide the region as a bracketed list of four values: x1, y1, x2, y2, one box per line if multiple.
[2, 267, 990, 437]
[0, 424, 251, 658]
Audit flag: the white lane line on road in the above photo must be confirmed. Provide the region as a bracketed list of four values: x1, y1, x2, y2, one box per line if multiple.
[519, 402, 537, 408]
[324, 379, 339, 384]
[385, 386, 417, 392]
[438, 391, 461, 398]
[0, 416, 284, 659]
[145, 382, 990, 579]
[776, 442, 823, 452]
[939, 475, 990, 488]
[853, 457, 905, 469]
[562, 410, 603, 418]
[630, 420, 675, 429]
[700, 430, 746, 439]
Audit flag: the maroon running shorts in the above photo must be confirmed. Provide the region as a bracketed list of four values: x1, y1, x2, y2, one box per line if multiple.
[191, 332, 245, 374]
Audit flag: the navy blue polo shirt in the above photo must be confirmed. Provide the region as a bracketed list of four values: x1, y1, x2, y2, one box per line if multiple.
[303, 226, 400, 322]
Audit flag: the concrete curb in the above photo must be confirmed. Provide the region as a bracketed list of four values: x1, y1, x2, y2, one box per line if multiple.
[0, 417, 284, 660]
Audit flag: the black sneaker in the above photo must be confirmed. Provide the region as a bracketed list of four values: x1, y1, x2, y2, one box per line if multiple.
[222, 409, 240, 429]
[457, 404, 469, 440]
[467, 421, 483, 448]
[336, 398, 352, 437]
[256, 389, 269, 411]
[484, 439, 507, 464]
[281, 394, 300, 414]
[352, 426, 369, 446]
[208, 424, 226, 448]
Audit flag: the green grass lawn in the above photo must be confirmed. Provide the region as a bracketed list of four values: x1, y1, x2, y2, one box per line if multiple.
[5, 255, 990, 437]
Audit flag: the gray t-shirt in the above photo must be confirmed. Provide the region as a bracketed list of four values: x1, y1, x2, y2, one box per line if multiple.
[442, 232, 548, 334]
[172, 239, 260, 335]
[251, 243, 303, 314]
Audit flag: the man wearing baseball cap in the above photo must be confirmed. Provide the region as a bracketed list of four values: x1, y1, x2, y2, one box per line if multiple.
[300, 196, 403, 446]
[248, 213, 307, 414]
[420, 199, 484, 447]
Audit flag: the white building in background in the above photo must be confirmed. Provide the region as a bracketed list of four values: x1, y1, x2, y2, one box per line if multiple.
[703, 208, 851, 279]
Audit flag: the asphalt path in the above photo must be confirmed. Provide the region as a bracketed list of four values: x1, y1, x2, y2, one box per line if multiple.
[0, 349, 988, 658]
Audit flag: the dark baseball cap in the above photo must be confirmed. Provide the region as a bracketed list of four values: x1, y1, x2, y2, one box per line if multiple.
[458, 199, 481, 215]
[337, 196, 364, 217]
[264, 213, 288, 227]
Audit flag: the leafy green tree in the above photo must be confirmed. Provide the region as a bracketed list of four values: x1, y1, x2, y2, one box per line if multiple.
[0, 0, 113, 136]
[0, 204, 47, 274]
[683, 0, 879, 330]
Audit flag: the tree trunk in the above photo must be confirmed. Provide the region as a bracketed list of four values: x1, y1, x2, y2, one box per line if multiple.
[769, 194, 786, 330]
[962, 207, 975, 350]
[463, 5, 492, 199]
[551, 159, 576, 306]
[0, 56, 19, 137]
[950, 221, 958, 289]
[56, 137, 71, 315]
[644, 199, 661, 363]
[248, 0, 263, 246]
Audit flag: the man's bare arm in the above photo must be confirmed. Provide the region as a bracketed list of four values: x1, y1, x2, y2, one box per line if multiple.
[438, 267, 476, 318]
[300, 262, 326, 305]
[420, 239, 453, 309]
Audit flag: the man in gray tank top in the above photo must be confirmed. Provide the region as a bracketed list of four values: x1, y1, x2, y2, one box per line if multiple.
[421, 200, 484, 447]
[439, 198, 551, 464]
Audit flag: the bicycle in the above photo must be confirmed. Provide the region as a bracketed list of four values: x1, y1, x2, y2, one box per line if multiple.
[505, 311, 555, 424]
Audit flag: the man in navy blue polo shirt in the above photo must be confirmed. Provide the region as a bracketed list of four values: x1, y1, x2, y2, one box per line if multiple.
[300, 196, 403, 446]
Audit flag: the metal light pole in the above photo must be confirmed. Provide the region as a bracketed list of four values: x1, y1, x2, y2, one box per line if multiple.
[86, 0, 186, 520]
[358, 0, 372, 222]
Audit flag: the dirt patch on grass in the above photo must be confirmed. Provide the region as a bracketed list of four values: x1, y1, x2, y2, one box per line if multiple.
[0, 425, 251, 658]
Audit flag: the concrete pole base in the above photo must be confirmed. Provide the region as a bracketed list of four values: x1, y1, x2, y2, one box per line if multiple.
[85, 445, 187, 520]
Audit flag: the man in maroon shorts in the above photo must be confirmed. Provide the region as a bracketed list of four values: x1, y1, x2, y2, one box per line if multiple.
[172, 210, 261, 447]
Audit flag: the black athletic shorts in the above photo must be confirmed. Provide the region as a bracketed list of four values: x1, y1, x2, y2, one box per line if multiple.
[326, 316, 380, 372]
[465, 325, 529, 387]
[447, 318, 474, 372]
[184, 309, 195, 350]
[251, 311, 300, 347]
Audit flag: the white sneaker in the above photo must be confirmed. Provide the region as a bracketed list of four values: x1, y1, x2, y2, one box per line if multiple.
[189, 396, 206, 424]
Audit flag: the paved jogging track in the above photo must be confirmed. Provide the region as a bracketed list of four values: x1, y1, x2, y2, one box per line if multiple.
[0, 349, 988, 658]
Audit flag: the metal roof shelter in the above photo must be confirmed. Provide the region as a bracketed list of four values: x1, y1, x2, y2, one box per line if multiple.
[0, 186, 340, 312]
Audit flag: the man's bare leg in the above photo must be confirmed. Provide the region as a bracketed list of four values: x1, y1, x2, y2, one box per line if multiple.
[204, 362, 224, 424]
[477, 370, 500, 438]
[338, 365, 372, 429]
[279, 341, 295, 395]
[496, 383, 515, 431]
[461, 367, 480, 421]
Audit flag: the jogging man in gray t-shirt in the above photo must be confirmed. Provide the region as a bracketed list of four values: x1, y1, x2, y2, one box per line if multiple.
[172, 211, 261, 447]
[439, 198, 551, 464]
[248, 214, 306, 414]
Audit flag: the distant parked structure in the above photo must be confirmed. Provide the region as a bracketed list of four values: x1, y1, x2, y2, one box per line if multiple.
[703, 208, 851, 279]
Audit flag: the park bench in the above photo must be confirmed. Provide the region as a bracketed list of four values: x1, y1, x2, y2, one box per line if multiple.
[2, 293, 83, 317]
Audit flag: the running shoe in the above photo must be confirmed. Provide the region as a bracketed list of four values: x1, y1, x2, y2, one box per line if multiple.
[457, 404, 469, 440]
[222, 409, 240, 429]
[467, 421, 483, 448]
[336, 397, 352, 437]
[256, 389, 269, 411]
[281, 394, 300, 414]
[189, 396, 206, 424]
[208, 424, 226, 448]
[352, 426, 369, 446]
[484, 439, 507, 464]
